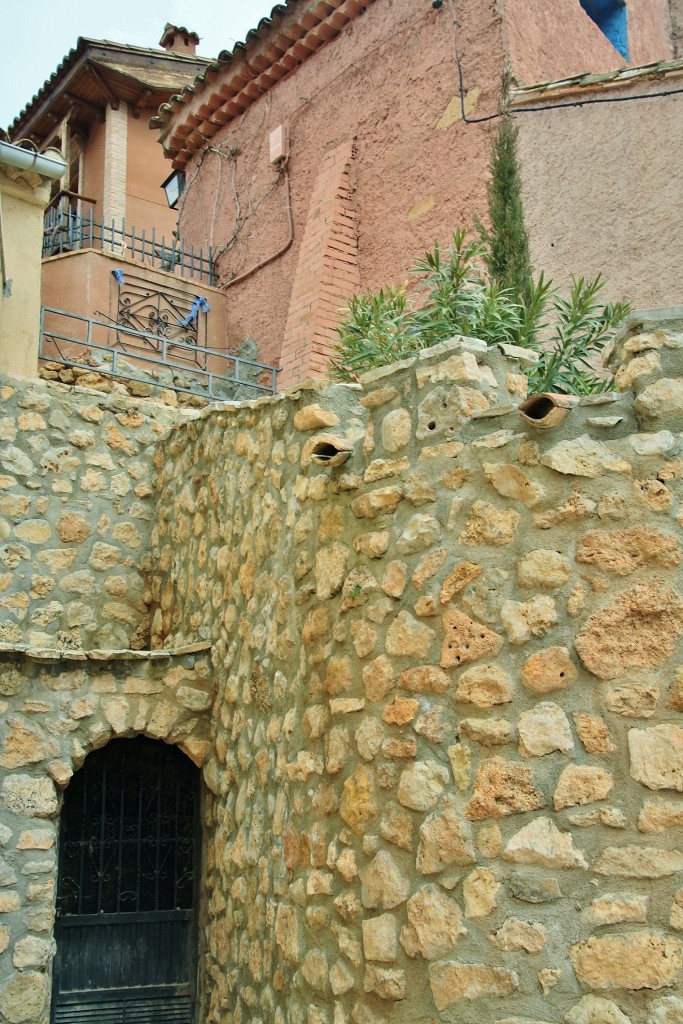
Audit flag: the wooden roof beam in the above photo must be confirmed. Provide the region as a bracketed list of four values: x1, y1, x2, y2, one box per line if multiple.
[133, 88, 153, 118]
[86, 62, 119, 109]
[63, 92, 106, 122]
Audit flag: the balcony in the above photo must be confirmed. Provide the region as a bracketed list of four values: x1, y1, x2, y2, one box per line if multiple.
[38, 203, 278, 403]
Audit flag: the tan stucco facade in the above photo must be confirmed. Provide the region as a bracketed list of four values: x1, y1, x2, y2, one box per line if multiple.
[126, 110, 179, 238]
[515, 77, 683, 310]
[82, 102, 181, 235]
[40, 247, 227, 349]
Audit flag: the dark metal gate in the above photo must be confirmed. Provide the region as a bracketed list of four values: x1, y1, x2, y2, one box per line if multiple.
[51, 737, 199, 1024]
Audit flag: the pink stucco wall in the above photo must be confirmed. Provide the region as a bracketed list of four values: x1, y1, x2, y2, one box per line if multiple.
[627, 0, 675, 64]
[515, 80, 683, 311]
[504, 0, 673, 86]
[81, 118, 106, 221]
[126, 109, 178, 240]
[176, 0, 505, 369]
[167, 0, 678, 377]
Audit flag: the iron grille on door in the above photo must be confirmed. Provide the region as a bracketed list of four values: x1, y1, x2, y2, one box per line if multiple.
[52, 737, 199, 1024]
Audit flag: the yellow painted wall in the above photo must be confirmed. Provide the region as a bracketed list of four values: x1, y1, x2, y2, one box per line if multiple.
[0, 169, 51, 377]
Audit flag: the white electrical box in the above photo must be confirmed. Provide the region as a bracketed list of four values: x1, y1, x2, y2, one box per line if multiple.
[269, 124, 289, 164]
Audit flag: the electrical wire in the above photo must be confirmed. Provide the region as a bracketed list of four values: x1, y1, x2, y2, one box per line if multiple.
[445, 0, 503, 124]
[511, 83, 683, 115]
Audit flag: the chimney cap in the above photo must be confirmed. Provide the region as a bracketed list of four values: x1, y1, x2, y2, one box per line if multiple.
[159, 24, 200, 53]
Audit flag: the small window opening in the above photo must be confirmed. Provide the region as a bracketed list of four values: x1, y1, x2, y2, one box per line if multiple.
[579, 0, 629, 61]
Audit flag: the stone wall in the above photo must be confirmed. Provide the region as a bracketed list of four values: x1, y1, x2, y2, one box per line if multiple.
[150, 318, 683, 1024]
[0, 376, 214, 1022]
[0, 378, 187, 651]
[2, 316, 683, 1023]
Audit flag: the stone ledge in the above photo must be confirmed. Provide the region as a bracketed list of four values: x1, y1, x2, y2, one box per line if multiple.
[0, 640, 211, 663]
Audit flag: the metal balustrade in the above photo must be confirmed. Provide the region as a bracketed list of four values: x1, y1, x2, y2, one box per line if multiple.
[39, 307, 277, 401]
[43, 207, 215, 285]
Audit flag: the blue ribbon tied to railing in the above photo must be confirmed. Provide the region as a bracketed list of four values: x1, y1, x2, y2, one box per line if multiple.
[112, 269, 125, 284]
[178, 295, 210, 327]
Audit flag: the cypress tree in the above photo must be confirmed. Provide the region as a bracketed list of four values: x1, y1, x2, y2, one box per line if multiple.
[483, 116, 532, 304]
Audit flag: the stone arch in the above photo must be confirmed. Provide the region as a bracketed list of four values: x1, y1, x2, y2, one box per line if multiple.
[0, 649, 216, 1024]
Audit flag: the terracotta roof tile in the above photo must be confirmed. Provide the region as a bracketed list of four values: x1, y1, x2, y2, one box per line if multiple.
[150, 0, 375, 170]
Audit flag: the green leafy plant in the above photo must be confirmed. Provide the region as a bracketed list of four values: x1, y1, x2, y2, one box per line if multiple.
[329, 231, 630, 395]
[330, 110, 630, 394]
[408, 229, 524, 348]
[328, 286, 416, 381]
[527, 275, 631, 395]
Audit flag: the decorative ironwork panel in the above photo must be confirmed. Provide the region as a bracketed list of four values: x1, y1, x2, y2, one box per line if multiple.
[57, 737, 197, 916]
[115, 273, 207, 366]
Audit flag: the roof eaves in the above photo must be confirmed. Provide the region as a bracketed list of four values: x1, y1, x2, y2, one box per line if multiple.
[155, 0, 375, 168]
[8, 36, 213, 136]
[9, 38, 86, 134]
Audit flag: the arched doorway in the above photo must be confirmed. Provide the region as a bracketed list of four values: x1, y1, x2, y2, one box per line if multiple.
[51, 736, 200, 1023]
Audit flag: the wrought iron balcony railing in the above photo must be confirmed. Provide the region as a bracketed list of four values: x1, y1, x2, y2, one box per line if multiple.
[43, 206, 215, 285]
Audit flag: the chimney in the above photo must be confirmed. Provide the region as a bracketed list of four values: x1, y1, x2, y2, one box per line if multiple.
[159, 24, 200, 55]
